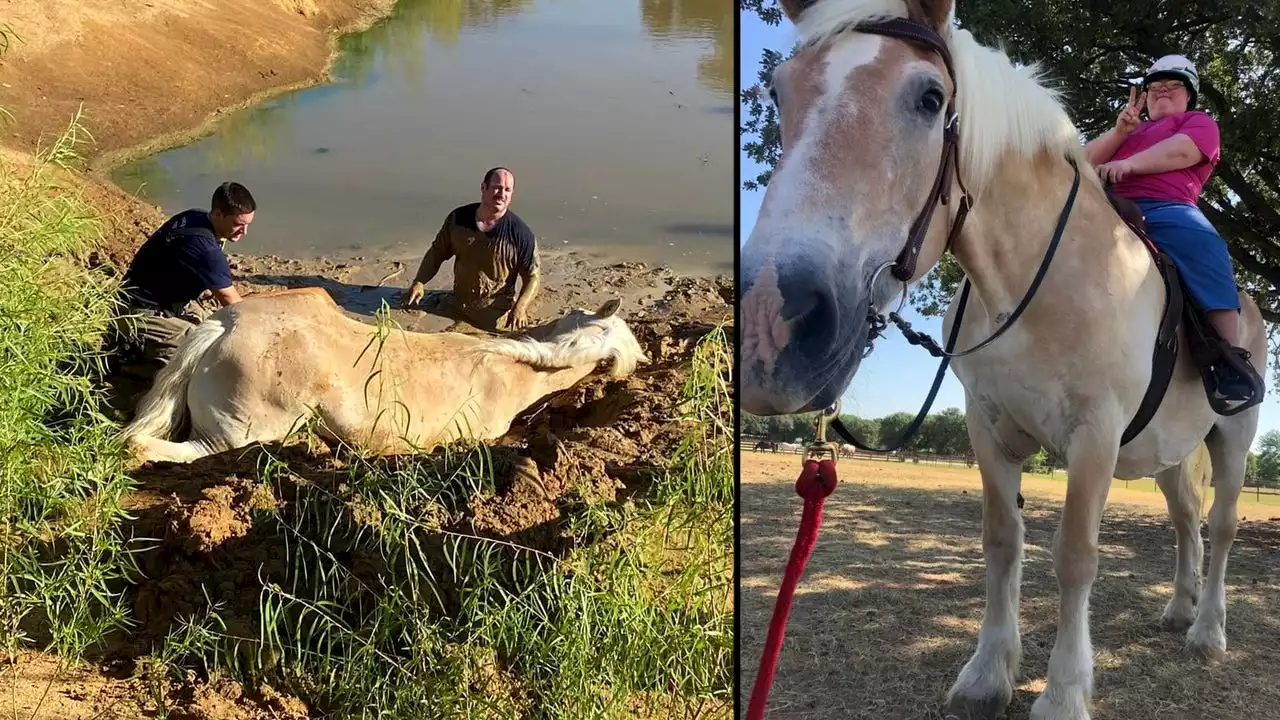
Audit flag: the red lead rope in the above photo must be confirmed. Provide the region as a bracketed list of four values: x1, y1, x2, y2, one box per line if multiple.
[746, 458, 839, 720]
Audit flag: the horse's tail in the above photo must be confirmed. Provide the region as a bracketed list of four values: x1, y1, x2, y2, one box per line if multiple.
[121, 316, 229, 443]
[1183, 440, 1213, 521]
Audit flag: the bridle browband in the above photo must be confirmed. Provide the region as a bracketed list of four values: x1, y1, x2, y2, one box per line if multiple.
[852, 17, 973, 283]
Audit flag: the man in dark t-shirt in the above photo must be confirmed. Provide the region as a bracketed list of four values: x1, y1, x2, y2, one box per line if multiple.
[112, 182, 255, 377]
[400, 167, 541, 331]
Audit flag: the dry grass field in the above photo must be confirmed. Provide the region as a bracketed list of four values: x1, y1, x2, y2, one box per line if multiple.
[739, 451, 1280, 719]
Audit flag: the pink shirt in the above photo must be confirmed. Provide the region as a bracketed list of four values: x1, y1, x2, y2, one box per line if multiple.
[1110, 110, 1221, 205]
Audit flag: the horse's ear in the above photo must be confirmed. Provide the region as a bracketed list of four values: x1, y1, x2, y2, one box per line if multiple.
[597, 298, 621, 318]
[907, 0, 955, 33]
[779, 0, 816, 23]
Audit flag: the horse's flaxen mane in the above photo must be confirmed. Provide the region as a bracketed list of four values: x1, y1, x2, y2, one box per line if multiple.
[795, 0, 1096, 197]
[478, 314, 646, 377]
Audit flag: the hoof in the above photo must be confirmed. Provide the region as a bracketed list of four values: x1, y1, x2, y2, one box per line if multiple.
[943, 695, 1007, 720]
[1159, 609, 1195, 632]
[1030, 692, 1091, 720]
[1186, 632, 1227, 662]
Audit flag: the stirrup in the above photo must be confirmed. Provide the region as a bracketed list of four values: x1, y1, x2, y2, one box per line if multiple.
[1203, 347, 1265, 416]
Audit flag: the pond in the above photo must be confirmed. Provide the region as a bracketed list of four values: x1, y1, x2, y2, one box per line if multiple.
[111, 0, 734, 275]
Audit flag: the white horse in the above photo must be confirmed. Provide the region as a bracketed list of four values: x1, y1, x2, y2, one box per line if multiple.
[740, 1, 1264, 718]
[122, 289, 648, 463]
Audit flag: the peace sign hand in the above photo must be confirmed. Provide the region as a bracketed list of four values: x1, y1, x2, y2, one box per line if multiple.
[1115, 85, 1146, 136]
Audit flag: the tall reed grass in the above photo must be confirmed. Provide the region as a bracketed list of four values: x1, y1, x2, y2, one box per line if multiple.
[0, 106, 136, 661]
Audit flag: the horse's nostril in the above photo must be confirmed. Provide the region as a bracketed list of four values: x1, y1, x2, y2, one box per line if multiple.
[781, 283, 836, 329]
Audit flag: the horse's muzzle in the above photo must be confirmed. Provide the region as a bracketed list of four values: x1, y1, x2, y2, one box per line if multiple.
[739, 255, 869, 415]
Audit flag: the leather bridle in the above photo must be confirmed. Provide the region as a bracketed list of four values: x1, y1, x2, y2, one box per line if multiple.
[853, 17, 973, 283]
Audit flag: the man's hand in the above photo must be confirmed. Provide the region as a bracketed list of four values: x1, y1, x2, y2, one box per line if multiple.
[400, 281, 426, 309]
[1096, 159, 1136, 183]
[499, 307, 529, 331]
[1115, 85, 1145, 136]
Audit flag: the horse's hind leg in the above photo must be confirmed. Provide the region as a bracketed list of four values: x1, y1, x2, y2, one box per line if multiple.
[1154, 457, 1205, 630]
[128, 434, 219, 464]
[945, 415, 1025, 719]
[1189, 419, 1255, 659]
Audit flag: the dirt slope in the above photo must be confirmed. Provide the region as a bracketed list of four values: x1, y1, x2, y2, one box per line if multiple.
[0, 0, 395, 167]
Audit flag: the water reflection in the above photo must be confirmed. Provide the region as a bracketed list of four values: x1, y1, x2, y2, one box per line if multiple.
[112, 95, 304, 198]
[335, 0, 536, 87]
[640, 0, 733, 95]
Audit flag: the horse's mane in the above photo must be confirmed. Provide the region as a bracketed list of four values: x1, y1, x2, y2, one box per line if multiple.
[477, 314, 646, 377]
[795, 0, 1098, 198]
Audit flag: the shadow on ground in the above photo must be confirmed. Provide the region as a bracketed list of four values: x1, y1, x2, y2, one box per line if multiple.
[739, 469, 1280, 719]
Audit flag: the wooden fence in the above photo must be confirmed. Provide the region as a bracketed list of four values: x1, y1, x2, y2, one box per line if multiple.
[743, 435, 1280, 497]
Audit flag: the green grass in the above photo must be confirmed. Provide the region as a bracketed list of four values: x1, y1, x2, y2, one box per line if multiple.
[0, 108, 137, 661]
[146, 328, 734, 718]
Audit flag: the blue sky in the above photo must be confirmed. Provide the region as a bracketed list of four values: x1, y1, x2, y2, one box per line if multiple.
[738, 11, 1280, 448]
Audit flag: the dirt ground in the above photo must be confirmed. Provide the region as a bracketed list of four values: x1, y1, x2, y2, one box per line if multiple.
[739, 451, 1280, 720]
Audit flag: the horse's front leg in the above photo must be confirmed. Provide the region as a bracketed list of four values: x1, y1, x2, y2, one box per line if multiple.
[944, 414, 1026, 719]
[1030, 428, 1119, 720]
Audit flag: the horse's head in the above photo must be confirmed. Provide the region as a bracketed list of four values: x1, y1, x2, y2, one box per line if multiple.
[740, 0, 961, 414]
[535, 298, 651, 377]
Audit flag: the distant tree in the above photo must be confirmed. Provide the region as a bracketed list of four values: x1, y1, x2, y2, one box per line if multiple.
[919, 407, 971, 456]
[876, 412, 923, 451]
[1245, 451, 1260, 484]
[1255, 429, 1280, 484]
[1025, 448, 1052, 474]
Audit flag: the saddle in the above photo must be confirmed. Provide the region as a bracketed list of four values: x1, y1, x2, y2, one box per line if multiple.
[1105, 191, 1264, 439]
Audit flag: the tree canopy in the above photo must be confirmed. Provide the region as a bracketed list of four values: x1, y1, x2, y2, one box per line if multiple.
[741, 0, 1280, 337]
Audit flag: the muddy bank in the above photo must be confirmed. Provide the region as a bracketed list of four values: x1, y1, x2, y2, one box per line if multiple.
[1, 0, 399, 274]
[0, 0, 396, 168]
[223, 247, 734, 334]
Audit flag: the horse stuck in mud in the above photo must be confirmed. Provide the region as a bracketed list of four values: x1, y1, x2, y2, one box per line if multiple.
[122, 288, 648, 464]
[740, 1, 1266, 719]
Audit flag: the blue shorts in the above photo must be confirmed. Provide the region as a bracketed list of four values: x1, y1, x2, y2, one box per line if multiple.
[1134, 199, 1240, 313]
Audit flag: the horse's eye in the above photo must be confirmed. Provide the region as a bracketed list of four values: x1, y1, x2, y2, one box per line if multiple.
[919, 86, 945, 115]
[768, 85, 779, 106]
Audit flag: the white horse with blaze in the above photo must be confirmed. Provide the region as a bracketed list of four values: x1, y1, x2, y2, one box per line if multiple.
[740, 1, 1264, 719]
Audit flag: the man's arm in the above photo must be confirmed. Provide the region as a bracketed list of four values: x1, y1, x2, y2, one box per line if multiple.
[402, 218, 454, 307]
[412, 219, 454, 286]
[512, 263, 540, 321]
[210, 285, 243, 306]
[198, 243, 240, 307]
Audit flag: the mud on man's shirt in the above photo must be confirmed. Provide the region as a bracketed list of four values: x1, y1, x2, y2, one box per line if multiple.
[416, 202, 539, 308]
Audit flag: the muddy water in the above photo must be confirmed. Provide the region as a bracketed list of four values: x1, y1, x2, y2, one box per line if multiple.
[110, 0, 733, 275]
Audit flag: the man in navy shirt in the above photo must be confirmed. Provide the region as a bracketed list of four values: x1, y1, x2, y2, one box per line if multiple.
[112, 181, 255, 376]
[400, 167, 541, 331]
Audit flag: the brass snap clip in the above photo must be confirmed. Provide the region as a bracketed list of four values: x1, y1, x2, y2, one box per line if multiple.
[804, 400, 841, 465]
